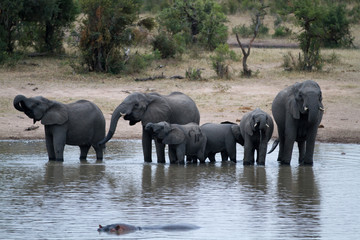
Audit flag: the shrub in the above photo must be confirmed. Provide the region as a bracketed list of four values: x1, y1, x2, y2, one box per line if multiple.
[79, 0, 140, 72]
[157, 0, 228, 51]
[210, 43, 238, 79]
[152, 32, 178, 58]
[186, 67, 202, 80]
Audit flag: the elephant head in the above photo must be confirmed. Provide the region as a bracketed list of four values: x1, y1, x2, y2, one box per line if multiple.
[13, 95, 68, 125]
[145, 122, 185, 145]
[290, 80, 324, 124]
[230, 125, 244, 145]
[99, 92, 171, 145]
[245, 108, 273, 136]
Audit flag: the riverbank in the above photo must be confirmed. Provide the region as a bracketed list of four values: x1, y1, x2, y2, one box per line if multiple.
[1, 48, 360, 144]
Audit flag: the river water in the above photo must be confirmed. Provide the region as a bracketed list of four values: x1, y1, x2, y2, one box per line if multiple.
[0, 140, 359, 239]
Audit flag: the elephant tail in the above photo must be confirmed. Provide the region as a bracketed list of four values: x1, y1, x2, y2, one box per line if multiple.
[267, 139, 279, 154]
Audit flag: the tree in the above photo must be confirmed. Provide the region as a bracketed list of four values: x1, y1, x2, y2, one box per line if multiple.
[19, 0, 79, 53]
[157, 0, 228, 51]
[79, 0, 140, 72]
[0, 0, 23, 53]
[234, 0, 266, 76]
[293, 0, 325, 71]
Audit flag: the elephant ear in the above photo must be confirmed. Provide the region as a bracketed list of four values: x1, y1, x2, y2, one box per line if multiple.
[231, 125, 244, 145]
[41, 102, 68, 125]
[163, 127, 185, 145]
[245, 115, 255, 136]
[289, 84, 301, 119]
[142, 94, 171, 125]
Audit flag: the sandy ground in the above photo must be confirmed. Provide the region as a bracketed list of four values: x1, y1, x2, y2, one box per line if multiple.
[1, 47, 360, 144]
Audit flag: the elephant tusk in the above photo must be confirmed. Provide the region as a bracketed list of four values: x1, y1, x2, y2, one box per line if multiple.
[266, 124, 270, 128]
[304, 106, 308, 111]
[319, 107, 325, 111]
[120, 112, 126, 116]
[254, 123, 258, 128]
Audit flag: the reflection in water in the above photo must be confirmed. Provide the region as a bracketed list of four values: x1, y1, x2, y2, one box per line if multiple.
[277, 166, 320, 239]
[0, 140, 360, 239]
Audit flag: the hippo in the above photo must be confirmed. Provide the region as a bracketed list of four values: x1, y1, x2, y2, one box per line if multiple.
[98, 223, 200, 235]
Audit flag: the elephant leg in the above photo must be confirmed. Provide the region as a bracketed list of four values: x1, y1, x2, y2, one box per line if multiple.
[243, 142, 255, 165]
[221, 151, 229, 161]
[53, 136, 66, 162]
[303, 129, 317, 165]
[80, 145, 91, 161]
[93, 144, 104, 161]
[45, 131, 56, 161]
[155, 141, 166, 163]
[227, 143, 237, 163]
[168, 147, 177, 164]
[208, 153, 216, 162]
[176, 144, 186, 164]
[142, 130, 153, 163]
[297, 140, 306, 164]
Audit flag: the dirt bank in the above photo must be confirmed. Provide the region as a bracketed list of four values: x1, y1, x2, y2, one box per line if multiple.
[1, 49, 360, 144]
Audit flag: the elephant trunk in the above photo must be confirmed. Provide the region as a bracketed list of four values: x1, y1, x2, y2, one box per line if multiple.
[98, 104, 127, 145]
[307, 102, 320, 125]
[13, 95, 27, 112]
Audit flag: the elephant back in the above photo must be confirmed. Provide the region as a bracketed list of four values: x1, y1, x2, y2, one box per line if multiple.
[166, 92, 200, 124]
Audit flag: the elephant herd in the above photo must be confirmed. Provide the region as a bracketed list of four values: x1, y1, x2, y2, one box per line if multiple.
[13, 80, 324, 166]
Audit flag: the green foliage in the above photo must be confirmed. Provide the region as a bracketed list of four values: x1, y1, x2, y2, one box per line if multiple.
[157, 0, 228, 51]
[273, 26, 292, 38]
[0, 0, 24, 53]
[185, 67, 202, 80]
[124, 51, 160, 74]
[79, 0, 140, 72]
[210, 43, 238, 79]
[322, 3, 353, 48]
[152, 32, 180, 58]
[293, 0, 325, 71]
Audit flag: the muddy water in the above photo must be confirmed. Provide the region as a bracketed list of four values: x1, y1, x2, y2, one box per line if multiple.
[0, 140, 359, 239]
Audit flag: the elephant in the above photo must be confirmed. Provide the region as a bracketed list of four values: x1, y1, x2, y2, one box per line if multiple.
[269, 80, 324, 165]
[13, 95, 106, 161]
[98, 92, 200, 163]
[200, 123, 244, 163]
[239, 108, 274, 165]
[145, 121, 206, 164]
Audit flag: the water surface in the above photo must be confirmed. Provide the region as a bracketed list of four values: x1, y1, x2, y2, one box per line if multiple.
[0, 140, 359, 239]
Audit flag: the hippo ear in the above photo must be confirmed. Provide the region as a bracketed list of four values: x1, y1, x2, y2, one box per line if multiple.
[41, 103, 68, 125]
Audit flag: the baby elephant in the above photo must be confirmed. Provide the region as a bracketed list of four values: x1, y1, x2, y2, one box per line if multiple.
[200, 123, 243, 163]
[13, 95, 106, 161]
[145, 121, 207, 164]
[239, 108, 274, 165]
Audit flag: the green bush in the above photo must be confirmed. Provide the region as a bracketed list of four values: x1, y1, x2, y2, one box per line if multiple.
[273, 26, 292, 38]
[79, 0, 140, 72]
[152, 32, 183, 58]
[210, 43, 238, 79]
[322, 3, 353, 48]
[157, 0, 228, 51]
[185, 67, 202, 80]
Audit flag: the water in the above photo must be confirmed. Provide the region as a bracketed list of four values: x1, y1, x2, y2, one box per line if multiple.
[0, 140, 359, 239]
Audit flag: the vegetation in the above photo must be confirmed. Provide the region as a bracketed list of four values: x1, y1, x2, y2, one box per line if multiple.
[0, 0, 358, 75]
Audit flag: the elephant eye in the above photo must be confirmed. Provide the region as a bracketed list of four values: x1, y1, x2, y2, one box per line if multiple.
[134, 103, 139, 108]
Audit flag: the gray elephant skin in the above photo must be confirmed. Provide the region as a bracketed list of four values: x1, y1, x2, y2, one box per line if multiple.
[99, 92, 200, 163]
[145, 122, 206, 164]
[200, 123, 243, 163]
[270, 80, 324, 165]
[239, 108, 274, 165]
[13, 95, 105, 161]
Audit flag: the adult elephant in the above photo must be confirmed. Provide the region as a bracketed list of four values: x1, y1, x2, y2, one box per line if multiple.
[269, 80, 324, 165]
[239, 108, 273, 165]
[145, 122, 206, 164]
[99, 92, 200, 163]
[13, 95, 105, 161]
